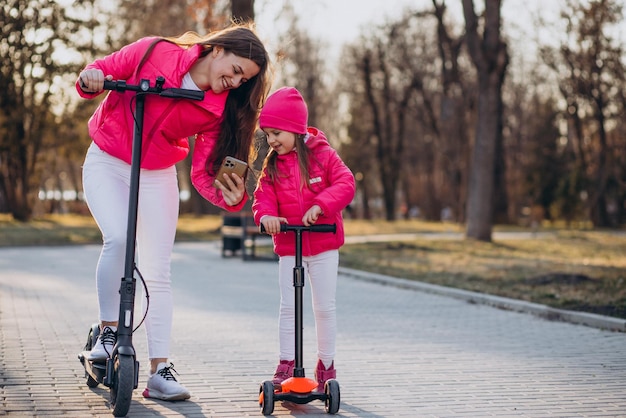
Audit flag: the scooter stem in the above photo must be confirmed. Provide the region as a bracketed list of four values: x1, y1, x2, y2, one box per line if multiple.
[293, 229, 305, 377]
[116, 90, 145, 356]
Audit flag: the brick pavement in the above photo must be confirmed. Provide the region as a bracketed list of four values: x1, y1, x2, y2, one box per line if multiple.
[1, 242, 625, 417]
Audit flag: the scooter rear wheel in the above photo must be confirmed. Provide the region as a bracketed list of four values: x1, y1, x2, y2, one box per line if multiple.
[84, 324, 100, 388]
[110, 354, 134, 417]
[324, 379, 340, 414]
[86, 373, 99, 388]
[84, 323, 100, 351]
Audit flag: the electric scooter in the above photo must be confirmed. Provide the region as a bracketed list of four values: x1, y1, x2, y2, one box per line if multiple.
[77, 77, 204, 417]
[258, 223, 341, 415]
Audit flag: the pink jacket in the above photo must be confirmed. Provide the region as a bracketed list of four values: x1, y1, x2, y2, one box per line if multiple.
[76, 37, 246, 212]
[252, 128, 355, 257]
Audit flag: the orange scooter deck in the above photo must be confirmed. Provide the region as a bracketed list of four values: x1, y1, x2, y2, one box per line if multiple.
[278, 376, 319, 394]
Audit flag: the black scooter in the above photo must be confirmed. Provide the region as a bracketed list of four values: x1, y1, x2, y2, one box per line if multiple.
[258, 223, 341, 415]
[77, 77, 204, 417]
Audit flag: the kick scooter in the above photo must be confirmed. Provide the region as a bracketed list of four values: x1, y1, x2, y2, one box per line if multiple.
[258, 223, 341, 415]
[78, 77, 204, 417]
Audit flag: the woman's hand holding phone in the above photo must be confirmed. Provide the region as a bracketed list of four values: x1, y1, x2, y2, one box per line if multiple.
[214, 156, 248, 206]
[215, 173, 245, 206]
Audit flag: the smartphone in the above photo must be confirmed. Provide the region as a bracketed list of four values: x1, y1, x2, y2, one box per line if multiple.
[214, 156, 248, 188]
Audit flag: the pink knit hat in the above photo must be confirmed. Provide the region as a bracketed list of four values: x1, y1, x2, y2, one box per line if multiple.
[259, 87, 308, 134]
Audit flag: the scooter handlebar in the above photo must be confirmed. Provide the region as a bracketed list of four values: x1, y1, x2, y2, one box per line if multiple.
[159, 88, 205, 101]
[260, 223, 336, 234]
[102, 79, 204, 101]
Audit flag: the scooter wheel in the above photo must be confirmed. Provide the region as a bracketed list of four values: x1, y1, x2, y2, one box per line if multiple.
[110, 354, 134, 417]
[259, 380, 274, 415]
[83, 324, 100, 388]
[324, 379, 340, 414]
[85, 323, 100, 351]
[86, 374, 99, 388]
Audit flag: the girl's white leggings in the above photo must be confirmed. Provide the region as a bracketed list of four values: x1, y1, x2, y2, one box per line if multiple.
[82, 142, 179, 359]
[278, 250, 338, 366]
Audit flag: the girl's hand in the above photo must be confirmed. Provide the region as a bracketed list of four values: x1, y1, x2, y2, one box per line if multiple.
[215, 172, 245, 206]
[78, 69, 112, 93]
[302, 205, 322, 226]
[260, 215, 287, 235]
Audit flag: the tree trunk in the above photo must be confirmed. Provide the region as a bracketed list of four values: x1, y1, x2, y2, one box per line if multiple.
[462, 0, 508, 241]
[432, 0, 470, 223]
[231, 0, 254, 22]
[466, 81, 502, 240]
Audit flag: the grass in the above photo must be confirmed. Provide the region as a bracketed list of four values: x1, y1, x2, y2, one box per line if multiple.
[339, 231, 626, 319]
[1, 213, 625, 319]
[0, 213, 223, 246]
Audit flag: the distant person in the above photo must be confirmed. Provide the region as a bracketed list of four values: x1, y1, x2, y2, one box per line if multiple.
[76, 23, 270, 401]
[252, 87, 356, 390]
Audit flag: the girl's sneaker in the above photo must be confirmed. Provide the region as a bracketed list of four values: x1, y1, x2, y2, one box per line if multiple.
[314, 359, 336, 391]
[87, 326, 117, 361]
[142, 363, 190, 401]
[272, 359, 294, 385]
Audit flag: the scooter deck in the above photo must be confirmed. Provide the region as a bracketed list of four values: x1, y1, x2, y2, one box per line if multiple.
[273, 377, 326, 404]
[78, 351, 107, 384]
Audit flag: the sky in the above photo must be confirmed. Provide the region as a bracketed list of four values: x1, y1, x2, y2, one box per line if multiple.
[253, 0, 563, 62]
[256, 0, 420, 44]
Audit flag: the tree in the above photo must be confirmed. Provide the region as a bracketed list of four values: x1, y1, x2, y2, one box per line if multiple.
[431, 0, 473, 223]
[541, 0, 626, 227]
[340, 8, 470, 221]
[462, 0, 508, 241]
[504, 80, 563, 225]
[353, 17, 439, 221]
[114, 0, 227, 43]
[0, 0, 82, 220]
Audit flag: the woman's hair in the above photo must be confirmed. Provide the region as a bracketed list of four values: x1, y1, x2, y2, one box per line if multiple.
[140, 23, 271, 178]
[262, 133, 314, 190]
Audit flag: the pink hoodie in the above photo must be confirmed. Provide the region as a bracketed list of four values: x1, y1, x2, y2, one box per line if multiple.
[76, 37, 246, 211]
[252, 128, 355, 257]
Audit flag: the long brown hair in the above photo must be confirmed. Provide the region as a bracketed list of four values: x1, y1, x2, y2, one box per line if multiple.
[140, 23, 271, 177]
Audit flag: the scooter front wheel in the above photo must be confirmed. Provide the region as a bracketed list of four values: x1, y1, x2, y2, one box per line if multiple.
[110, 354, 134, 417]
[259, 380, 274, 415]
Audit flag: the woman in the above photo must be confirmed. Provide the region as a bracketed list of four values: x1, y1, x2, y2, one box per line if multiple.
[76, 23, 270, 401]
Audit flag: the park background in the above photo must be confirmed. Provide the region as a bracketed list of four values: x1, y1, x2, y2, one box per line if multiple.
[1, 0, 625, 320]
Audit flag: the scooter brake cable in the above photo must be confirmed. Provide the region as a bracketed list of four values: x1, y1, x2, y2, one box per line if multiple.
[132, 264, 150, 333]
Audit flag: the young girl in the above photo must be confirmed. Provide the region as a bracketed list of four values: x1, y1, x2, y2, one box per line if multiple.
[77, 23, 270, 401]
[252, 87, 356, 390]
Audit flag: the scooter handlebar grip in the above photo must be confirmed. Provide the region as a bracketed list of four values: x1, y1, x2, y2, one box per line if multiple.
[308, 224, 336, 234]
[160, 88, 205, 101]
[103, 80, 126, 91]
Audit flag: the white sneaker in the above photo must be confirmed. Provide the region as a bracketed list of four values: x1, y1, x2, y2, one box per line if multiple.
[142, 363, 190, 401]
[87, 326, 117, 361]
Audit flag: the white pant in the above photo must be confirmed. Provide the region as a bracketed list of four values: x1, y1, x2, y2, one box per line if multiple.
[278, 250, 338, 366]
[82, 142, 179, 359]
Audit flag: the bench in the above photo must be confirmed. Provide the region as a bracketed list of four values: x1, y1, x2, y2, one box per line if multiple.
[221, 213, 276, 261]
